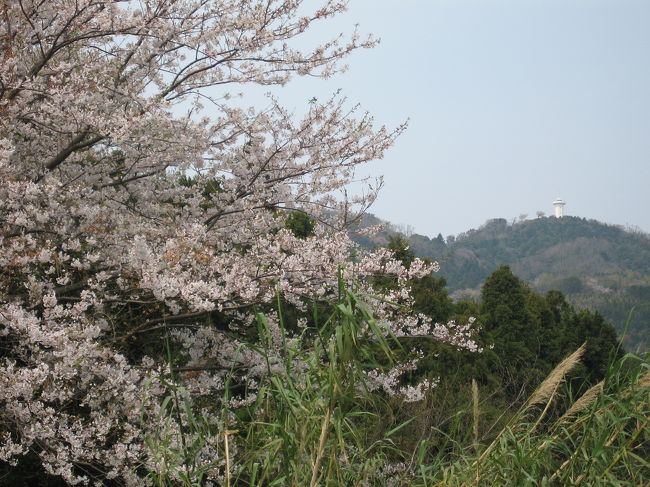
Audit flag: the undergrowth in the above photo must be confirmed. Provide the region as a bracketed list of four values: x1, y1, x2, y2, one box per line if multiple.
[146, 288, 649, 486]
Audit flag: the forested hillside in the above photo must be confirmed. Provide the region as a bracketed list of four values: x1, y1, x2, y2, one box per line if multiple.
[354, 215, 650, 350]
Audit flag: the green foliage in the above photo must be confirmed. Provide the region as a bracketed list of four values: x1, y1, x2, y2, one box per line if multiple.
[479, 266, 622, 393]
[285, 211, 316, 239]
[480, 266, 535, 366]
[414, 353, 650, 487]
[146, 309, 648, 487]
[404, 264, 624, 448]
[129, 280, 646, 487]
[229, 287, 405, 486]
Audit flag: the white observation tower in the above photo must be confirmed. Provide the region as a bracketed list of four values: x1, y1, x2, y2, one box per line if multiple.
[553, 197, 566, 218]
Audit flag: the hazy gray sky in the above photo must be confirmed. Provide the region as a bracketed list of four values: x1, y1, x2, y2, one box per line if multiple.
[252, 0, 650, 238]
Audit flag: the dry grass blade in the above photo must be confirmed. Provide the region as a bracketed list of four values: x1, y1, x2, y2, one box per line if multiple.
[309, 405, 333, 487]
[554, 381, 604, 427]
[627, 370, 650, 395]
[525, 343, 586, 410]
[636, 370, 650, 388]
[472, 379, 480, 454]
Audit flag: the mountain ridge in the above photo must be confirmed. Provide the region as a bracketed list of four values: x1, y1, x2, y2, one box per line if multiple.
[353, 214, 650, 350]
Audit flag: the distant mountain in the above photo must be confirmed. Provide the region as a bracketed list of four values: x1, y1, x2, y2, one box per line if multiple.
[353, 215, 650, 351]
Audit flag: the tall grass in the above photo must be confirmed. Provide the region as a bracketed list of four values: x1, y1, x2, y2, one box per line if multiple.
[231, 288, 406, 486]
[144, 289, 649, 486]
[415, 352, 649, 487]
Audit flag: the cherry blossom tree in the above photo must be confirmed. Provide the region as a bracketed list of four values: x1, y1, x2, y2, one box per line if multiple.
[0, 1, 480, 484]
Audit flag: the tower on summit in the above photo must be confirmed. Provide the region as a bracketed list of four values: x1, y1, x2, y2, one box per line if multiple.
[553, 198, 566, 218]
